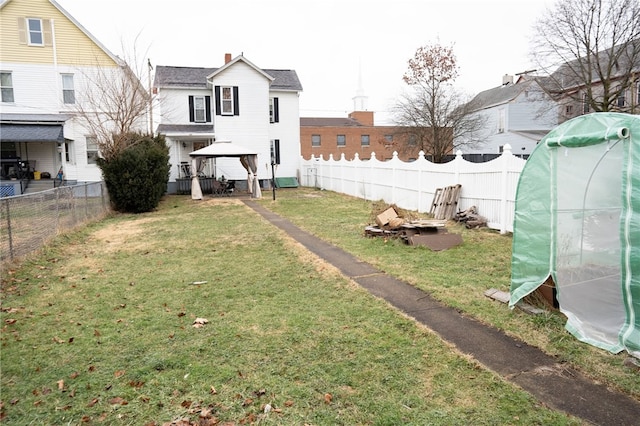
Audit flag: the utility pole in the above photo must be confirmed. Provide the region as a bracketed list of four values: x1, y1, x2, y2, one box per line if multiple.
[148, 59, 153, 134]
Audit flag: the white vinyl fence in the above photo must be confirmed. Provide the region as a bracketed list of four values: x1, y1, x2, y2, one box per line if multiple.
[299, 145, 527, 234]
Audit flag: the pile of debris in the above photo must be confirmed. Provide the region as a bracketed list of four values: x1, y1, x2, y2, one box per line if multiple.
[454, 206, 488, 229]
[365, 205, 463, 251]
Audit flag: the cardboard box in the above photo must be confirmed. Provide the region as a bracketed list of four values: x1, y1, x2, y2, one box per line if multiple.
[375, 207, 398, 227]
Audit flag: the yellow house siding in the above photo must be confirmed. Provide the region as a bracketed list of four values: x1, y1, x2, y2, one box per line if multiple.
[0, 0, 117, 67]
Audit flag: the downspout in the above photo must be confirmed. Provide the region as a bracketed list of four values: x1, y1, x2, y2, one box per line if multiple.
[51, 19, 63, 175]
[51, 19, 59, 97]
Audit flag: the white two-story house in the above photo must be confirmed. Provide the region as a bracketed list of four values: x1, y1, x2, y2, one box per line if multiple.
[153, 53, 303, 194]
[462, 74, 559, 159]
[0, 0, 145, 195]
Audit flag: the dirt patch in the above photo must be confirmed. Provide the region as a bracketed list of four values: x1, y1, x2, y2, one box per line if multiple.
[90, 217, 161, 253]
[198, 198, 246, 207]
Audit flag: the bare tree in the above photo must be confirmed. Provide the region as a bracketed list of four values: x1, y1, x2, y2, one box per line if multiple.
[74, 40, 151, 161]
[531, 0, 640, 114]
[393, 43, 486, 162]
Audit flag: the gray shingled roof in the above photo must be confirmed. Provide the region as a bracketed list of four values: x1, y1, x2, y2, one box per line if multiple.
[0, 124, 65, 142]
[300, 117, 363, 127]
[549, 38, 640, 92]
[468, 76, 553, 111]
[156, 124, 214, 134]
[154, 67, 214, 89]
[264, 69, 303, 91]
[154, 66, 302, 91]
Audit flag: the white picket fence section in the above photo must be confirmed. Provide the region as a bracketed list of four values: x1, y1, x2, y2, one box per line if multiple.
[299, 145, 527, 234]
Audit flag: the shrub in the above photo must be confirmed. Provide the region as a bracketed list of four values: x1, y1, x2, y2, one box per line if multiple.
[98, 133, 170, 213]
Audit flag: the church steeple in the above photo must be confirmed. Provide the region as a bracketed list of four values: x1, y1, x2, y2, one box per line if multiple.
[352, 60, 368, 112]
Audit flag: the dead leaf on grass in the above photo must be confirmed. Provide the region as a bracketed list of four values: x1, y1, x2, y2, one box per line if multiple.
[129, 380, 145, 389]
[108, 396, 128, 405]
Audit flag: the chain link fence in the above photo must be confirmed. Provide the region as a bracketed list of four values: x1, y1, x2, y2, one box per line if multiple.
[1, 182, 110, 262]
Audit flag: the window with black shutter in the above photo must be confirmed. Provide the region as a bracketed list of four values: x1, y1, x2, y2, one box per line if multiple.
[215, 86, 239, 116]
[189, 95, 211, 122]
[270, 97, 279, 123]
[270, 139, 280, 165]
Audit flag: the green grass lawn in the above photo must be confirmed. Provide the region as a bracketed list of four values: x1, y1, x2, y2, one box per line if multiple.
[257, 188, 640, 400]
[0, 189, 629, 424]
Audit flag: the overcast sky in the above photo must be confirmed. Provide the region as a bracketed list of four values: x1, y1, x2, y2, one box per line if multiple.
[57, 0, 553, 124]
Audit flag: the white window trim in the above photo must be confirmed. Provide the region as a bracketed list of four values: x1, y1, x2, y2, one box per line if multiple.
[194, 96, 206, 122]
[27, 18, 44, 46]
[0, 71, 14, 103]
[221, 86, 234, 116]
[269, 97, 275, 123]
[86, 136, 99, 165]
[61, 73, 75, 104]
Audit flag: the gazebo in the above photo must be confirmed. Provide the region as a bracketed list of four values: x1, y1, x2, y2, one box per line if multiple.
[189, 141, 262, 199]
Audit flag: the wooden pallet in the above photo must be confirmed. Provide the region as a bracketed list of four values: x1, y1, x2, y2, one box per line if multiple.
[430, 184, 462, 220]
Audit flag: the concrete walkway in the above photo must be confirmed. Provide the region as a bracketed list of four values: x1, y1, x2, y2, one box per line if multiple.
[244, 200, 640, 425]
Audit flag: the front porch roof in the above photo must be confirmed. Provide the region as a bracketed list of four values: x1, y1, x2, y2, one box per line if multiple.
[0, 123, 65, 143]
[157, 124, 215, 139]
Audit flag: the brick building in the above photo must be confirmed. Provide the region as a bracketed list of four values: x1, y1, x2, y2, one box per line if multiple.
[300, 111, 424, 161]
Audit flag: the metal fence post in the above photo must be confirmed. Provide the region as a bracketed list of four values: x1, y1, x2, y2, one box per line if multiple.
[85, 184, 89, 220]
[3, 200, 13, 260]
[499, 145, 512, 234]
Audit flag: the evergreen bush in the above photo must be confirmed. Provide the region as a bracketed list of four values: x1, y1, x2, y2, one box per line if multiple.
[98, 133, 170, 213]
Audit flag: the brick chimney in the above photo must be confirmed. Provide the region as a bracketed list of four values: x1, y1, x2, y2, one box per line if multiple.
[348, 111, 374, 126]
[225, 53, 232, 64]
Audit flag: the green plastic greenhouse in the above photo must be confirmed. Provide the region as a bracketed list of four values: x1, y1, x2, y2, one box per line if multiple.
[509, 112, 640, 358]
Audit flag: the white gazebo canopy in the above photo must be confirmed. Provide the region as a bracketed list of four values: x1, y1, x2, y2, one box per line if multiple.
[188, 141, 261, 199]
